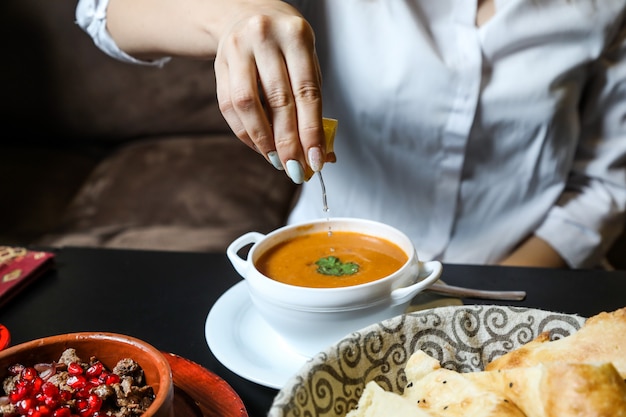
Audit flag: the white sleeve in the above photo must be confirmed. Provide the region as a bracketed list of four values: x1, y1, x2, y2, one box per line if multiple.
[75, 0, 171, 67]
[535, 21, 626, 268]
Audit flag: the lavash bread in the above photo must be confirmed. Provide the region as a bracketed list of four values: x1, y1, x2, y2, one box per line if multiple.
[466, 362, 626, 417]
[346, 307, 626, 417]
[485, 307, 626, 377]
[402, 350, 526, 416]
[345, 349, 528, 417]
[345, 382, 434, 417]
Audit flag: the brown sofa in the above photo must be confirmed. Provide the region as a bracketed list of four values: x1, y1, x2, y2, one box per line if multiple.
[0, 0, 298, 253]
[1, 0, 623, 268]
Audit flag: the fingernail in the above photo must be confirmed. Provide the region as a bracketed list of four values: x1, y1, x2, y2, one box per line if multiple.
[285, 160, 305, 184]
[308, 147, 324, 172]
[267, 151, 284, 170]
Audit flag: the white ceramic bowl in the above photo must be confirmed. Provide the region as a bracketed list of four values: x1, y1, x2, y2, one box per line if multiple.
[226, 217, 442, 356]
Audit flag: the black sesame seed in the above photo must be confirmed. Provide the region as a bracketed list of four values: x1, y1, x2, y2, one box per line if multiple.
[407, 382, 413, 388]
[509, 382, 514, 388]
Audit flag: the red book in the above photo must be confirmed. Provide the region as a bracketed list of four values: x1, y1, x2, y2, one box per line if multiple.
[0, 246, 55, 309]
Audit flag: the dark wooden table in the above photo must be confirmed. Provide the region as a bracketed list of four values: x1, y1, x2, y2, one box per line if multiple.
[1, 247, 625, 417]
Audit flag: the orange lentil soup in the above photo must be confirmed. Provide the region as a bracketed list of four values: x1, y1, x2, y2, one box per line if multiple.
[255, 231, 408, 288]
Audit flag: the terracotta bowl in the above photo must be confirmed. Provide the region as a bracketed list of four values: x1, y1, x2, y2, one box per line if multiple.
[0, 332, 174, 417]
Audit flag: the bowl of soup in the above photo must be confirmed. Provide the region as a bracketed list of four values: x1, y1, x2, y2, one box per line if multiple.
[226, 217, 442, 356]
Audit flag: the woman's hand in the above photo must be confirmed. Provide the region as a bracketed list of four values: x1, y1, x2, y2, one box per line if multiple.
[214, 1, 327, 184]
[107, 0, 328, 184]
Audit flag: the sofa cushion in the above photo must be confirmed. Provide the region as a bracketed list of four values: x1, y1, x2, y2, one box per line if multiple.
[2, 0, 227, 141]
[37, 135, 299, 252]
[0, 145, 104, 246]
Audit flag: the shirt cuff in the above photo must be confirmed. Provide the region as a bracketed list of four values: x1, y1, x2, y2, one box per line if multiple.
[535, 206, 606, 269]
[75, 0, 171, 67]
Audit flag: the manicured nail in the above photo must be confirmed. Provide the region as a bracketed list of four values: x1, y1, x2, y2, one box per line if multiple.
[308, 147, 324, 172]
[267, 151, 284, 170]
[285, 160, 305, 184]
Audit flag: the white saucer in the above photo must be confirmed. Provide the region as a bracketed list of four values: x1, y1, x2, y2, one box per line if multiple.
[205, 281, 310, 389]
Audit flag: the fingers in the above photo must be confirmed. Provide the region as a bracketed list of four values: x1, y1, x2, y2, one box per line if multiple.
[280, 18, 325, 172]
[215, 41, 274, 157]
[214, 9, 326, 184]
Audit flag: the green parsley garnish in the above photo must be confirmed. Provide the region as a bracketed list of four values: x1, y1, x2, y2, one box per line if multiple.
[315, 256, 359, 276]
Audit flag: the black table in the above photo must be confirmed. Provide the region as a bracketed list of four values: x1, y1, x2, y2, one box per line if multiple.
[1, 247, 625, 417]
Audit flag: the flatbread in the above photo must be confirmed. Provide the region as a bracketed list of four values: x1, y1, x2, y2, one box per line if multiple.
[345, 381, 434, 417]
[402, 350, 526, 416]
[486, 307, 626, 377]
[467, 362, 626, 417]
[346, 307, 626, 417]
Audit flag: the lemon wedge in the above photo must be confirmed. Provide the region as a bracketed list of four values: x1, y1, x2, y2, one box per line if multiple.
[322, 117, 338, 162]
[304, 117, 338, 181]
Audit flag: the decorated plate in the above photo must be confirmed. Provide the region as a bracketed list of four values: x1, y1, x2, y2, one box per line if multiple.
[269, 305, 585, 417]
[164, 353, 247, 417]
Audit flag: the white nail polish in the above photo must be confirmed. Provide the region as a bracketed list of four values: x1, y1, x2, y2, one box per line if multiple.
[267, 151, 284, 170]
[286, 160, 305, 184]
[308, 147, 323, 172]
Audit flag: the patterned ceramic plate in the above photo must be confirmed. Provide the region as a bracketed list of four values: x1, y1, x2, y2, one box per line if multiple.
[269, 305, 586, 417]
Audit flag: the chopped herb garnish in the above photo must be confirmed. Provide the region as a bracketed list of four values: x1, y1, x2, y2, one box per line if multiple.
[315, 256, 359, 276]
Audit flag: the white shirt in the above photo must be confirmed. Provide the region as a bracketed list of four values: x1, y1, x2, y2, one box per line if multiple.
[76, 0, 626, 268]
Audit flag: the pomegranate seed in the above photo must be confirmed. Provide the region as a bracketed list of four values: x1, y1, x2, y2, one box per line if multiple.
[67, 375, 87, 390]
[27, 408, 41, 417]
[32, 376, 44, 392]
[85, 363, 103, 378]
[59, 391, 72, 402]
[53, 407, 71, 417]
[43, 396, 59, 409]
[104, 374, 119, 385]
[76, 399, 88, 412]
[22, 367, 38, 381]
[36, 404, 52, 417]
[41, 382, 59, 398]
[74, 388, 90, 399]
[35, 392, 46, 404]
[86, 394, 102, 412]
[67, 363, 83, 376]
[16, 379, 30, 390]
[79, 410, 92, 417]
[18, 398, 36, 413]
[9, 385, 28, 402]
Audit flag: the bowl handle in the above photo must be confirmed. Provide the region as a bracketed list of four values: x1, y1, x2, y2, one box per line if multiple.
[226, 232, 266, 279]
[390, 260, 443, 305]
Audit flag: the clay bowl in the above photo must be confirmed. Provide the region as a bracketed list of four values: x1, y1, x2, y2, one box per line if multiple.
[0, 332, 174, 417]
